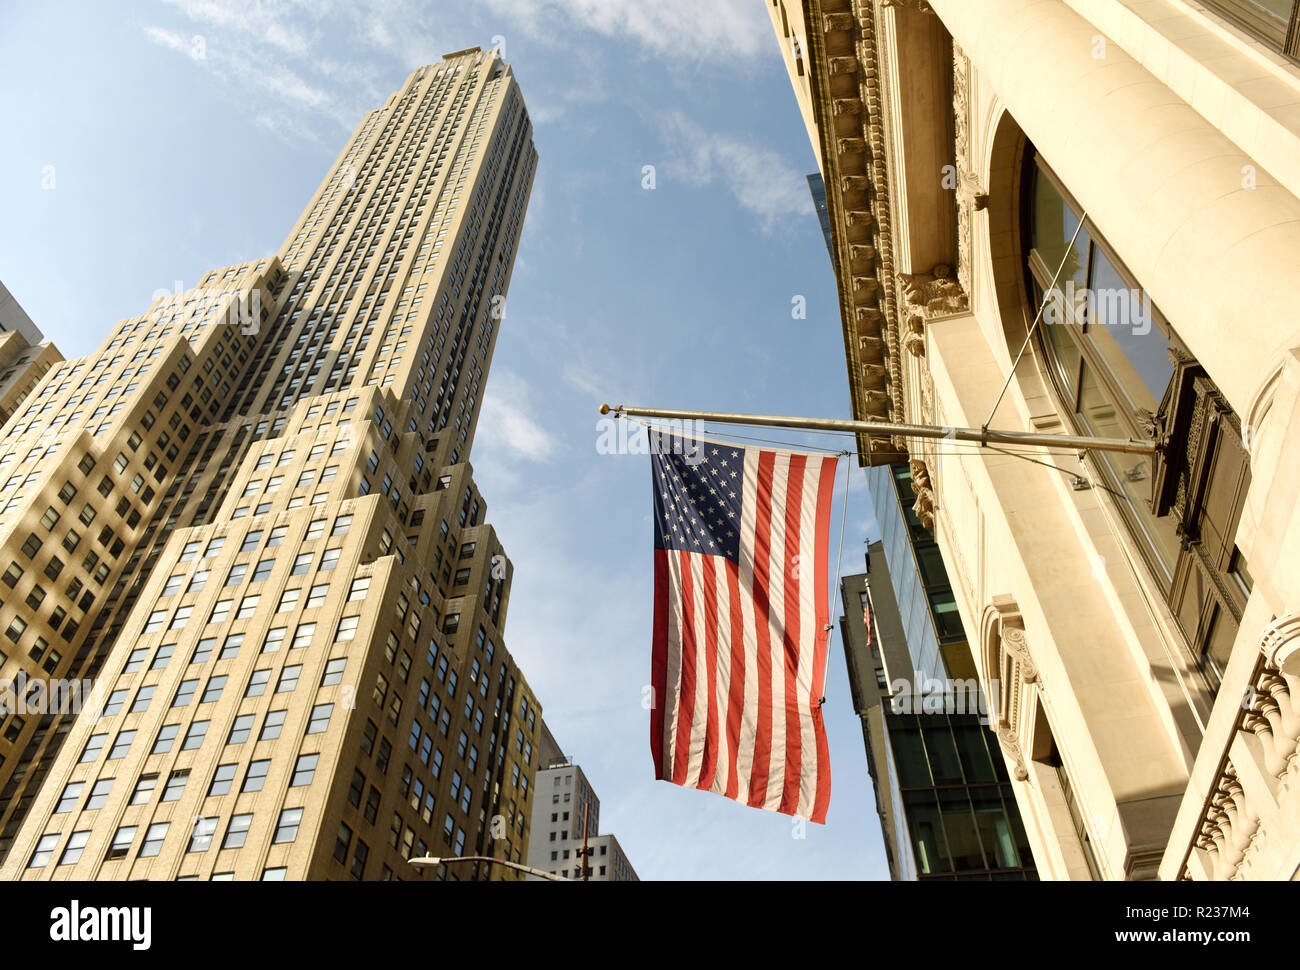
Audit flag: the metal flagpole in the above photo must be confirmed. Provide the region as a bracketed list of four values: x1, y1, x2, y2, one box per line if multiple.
[598, 404, 1157, 456]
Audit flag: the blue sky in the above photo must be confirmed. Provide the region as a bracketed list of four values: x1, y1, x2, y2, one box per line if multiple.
[0, 0, 885, 879]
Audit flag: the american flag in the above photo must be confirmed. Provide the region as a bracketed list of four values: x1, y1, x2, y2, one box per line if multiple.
[650, 434, 837, 823]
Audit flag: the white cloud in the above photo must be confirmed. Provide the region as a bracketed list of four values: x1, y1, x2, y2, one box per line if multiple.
[659, 110, 810, 232]
[477, 369, 559, 464]
[481, 0, 773, 64]
[142, 25, 206, 61]
[160, 0, 312, 55]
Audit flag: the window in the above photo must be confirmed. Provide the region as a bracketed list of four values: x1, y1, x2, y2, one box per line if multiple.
[291, 623, 315, 650]
[277, 588, 301, 612]
[348, 577, 370, 601]
[307, 703, 333, 734]
[321, 657, 346, 686]
[277, 665, 303, 693]
[291, 552, 312, 575]
[28, 833, 60, 868]
[85, 778, 113, 810]
[107, 730, 135, 760]
[1025, 149, 1252, 694]
[129, 685, 155, 714]
[55, 781, 85, 813]
[223, 814, 253, 849]
[172, 679, 199, 707]
[106, 826, 136, 861]
[243, 760, 271, 792]
[208, 763, 237, 796]
[251, 559, 274, 583]
[1026, 155, 1182, 583]
[1200, 0, 1300, 59]
[200, 675, 227, 704]
[273, 807, 303, 843]
[306, 583, 329, 608]
[334, 822, 354, 864]
[236, 595, 260, 619]
[292, 753, 319, 786]
[181, 721, 208, 750]
[245, 669, 271, 697]
[227, 714, 255, 745]
[260, 710, 287, 741]
[59, 831, 92, 866]
[188, 817, 217, 852]
[151, 724, 179, 755]
[320, 547, 340, 570]
[335, 616, 359, 642]
[162, 770, 189, 802]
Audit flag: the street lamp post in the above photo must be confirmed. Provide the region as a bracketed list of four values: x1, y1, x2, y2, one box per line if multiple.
[408, 855, 570, 882]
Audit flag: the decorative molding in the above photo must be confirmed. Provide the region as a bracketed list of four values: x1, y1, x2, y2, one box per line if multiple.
[908, 458, 935, 530]
[880, 0, 934, 12]
[895, 266, 970, 360]
[996, 723, 1030, 781]
[952, 42, 976, 295]
[807, 0, 904, 465]
[1001, 625, 1039, 686]
[1260, 612, 1300, 676]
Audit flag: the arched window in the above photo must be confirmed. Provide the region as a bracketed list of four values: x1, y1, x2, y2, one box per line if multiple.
[1021, 149, 1252, 693]
[1024, 154, 1181, 582]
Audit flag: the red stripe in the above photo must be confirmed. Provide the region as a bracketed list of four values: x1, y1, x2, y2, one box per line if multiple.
[722, 558, 745, 802]
[747, 451, 776, 809]
[778, 454, 806, 815]
[650, 549, 670, 779]
[696, 554, 720, 791]
[810, 455, 837, 823]
[671, 549, 698, 787]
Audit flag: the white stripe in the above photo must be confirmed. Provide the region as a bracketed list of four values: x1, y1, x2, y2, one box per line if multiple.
[794, 457, 824, 819]
[764, 453, 790, 812]
[682, 552, 709, 786]
[735, 448, 762, 797]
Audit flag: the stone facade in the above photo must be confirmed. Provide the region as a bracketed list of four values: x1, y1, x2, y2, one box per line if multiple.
[772, 0, 1300, 880]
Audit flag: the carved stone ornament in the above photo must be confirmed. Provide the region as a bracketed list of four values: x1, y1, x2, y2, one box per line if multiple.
[995, 724, 1029, 781]
[880, 0, 935, 12]
[895, 267, 970, 359]
[1001, 626, 1039, 685]
[908, 458, 935, 530]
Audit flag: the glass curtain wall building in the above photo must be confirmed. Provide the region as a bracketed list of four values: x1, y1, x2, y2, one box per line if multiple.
[840, 463, 1036, 880]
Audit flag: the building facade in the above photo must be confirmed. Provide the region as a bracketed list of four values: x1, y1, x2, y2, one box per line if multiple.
[525, 722, 639, 881]
[773, 0, 1300, 880]
[0, 46, 545, 881]
[0, 283, 63, 427]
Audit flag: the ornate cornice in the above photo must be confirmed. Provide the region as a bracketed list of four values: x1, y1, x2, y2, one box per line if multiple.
[803, 0, 904, 465]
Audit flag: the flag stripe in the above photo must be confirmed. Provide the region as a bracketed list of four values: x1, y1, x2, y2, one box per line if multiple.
[672, 549, 698, 786]
[746, 450, 776, 810]
[810, 455, 837, 823]
[779, 453, 805, 815]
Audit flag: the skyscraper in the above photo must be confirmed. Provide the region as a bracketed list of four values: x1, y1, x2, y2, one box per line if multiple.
[0, 46, 544, 881]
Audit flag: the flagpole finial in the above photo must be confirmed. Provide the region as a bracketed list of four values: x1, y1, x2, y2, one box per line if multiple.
[599, 403, 611, 415]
